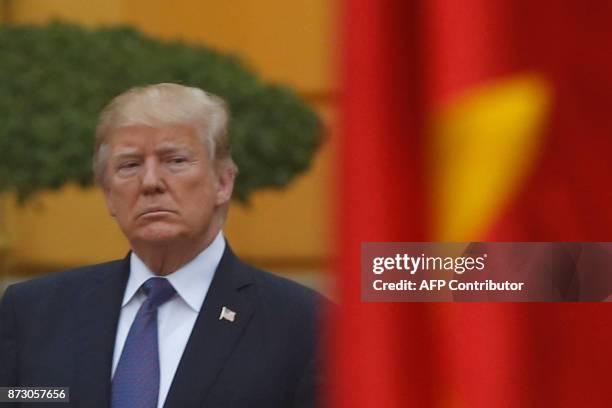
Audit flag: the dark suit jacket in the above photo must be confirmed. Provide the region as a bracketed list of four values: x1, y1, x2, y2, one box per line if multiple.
[0, 246, 325, 408]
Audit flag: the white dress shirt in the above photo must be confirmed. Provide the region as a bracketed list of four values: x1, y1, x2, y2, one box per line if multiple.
[111, 231, 226, 408]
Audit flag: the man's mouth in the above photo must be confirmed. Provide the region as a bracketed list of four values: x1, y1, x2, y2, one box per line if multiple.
[138, 208, 176, 218]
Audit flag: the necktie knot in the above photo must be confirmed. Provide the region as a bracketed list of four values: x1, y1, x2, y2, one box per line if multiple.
[142, 277, 176, 310]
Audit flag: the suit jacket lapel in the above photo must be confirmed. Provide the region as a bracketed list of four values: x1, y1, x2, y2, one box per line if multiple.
[73, 257, 130, 408]
[163, 247, 255, 408]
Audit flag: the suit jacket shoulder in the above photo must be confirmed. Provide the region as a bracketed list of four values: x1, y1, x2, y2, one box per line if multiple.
[241, 259, 324, 318]
[3, 258, 128, 307]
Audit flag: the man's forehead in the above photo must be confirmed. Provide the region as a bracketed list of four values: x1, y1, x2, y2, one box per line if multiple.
[107, 124, 202, 151]
[110, 143, 194, 156]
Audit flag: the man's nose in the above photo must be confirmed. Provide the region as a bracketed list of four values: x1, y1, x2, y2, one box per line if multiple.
[141, 159, 166, 194]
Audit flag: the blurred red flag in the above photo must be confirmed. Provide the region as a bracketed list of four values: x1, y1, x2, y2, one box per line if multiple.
[331, 1, 612, 407]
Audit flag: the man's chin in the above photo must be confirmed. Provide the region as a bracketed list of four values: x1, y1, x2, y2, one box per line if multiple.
[131, 227, 184, 244]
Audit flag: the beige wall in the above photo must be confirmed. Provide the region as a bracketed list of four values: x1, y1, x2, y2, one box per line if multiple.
[3, 0, 336, 274]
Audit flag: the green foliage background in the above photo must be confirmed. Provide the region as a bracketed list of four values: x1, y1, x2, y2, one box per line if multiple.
[0, 21, 322, 202]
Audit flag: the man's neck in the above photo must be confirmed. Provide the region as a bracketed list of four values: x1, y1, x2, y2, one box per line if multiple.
[131, 230, 220, 276]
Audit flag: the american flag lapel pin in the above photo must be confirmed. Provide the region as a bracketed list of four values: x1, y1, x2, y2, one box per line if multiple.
[219, 306, 236, 322]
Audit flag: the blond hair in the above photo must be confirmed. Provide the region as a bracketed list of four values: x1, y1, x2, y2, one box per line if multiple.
[93, 83, 237, 185]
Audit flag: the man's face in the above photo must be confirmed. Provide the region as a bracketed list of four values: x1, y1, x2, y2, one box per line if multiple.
[102, 123, 234, 247]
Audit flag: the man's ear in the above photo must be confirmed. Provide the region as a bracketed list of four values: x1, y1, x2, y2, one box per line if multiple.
[215, 165, 236, 206]
[103, 184, 117, 218]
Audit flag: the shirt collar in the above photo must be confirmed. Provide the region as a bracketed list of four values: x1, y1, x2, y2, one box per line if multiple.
[123, 231, 226, 312]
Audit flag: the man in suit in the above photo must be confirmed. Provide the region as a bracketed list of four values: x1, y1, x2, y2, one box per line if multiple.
[0, 83, 325, 407]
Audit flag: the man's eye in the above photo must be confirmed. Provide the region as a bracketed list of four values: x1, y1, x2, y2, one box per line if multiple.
[118, 162, 140, 170]
[169, 157, 187, 164]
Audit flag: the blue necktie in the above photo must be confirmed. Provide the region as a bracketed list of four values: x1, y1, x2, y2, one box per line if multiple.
[111, 277, 176, 408]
